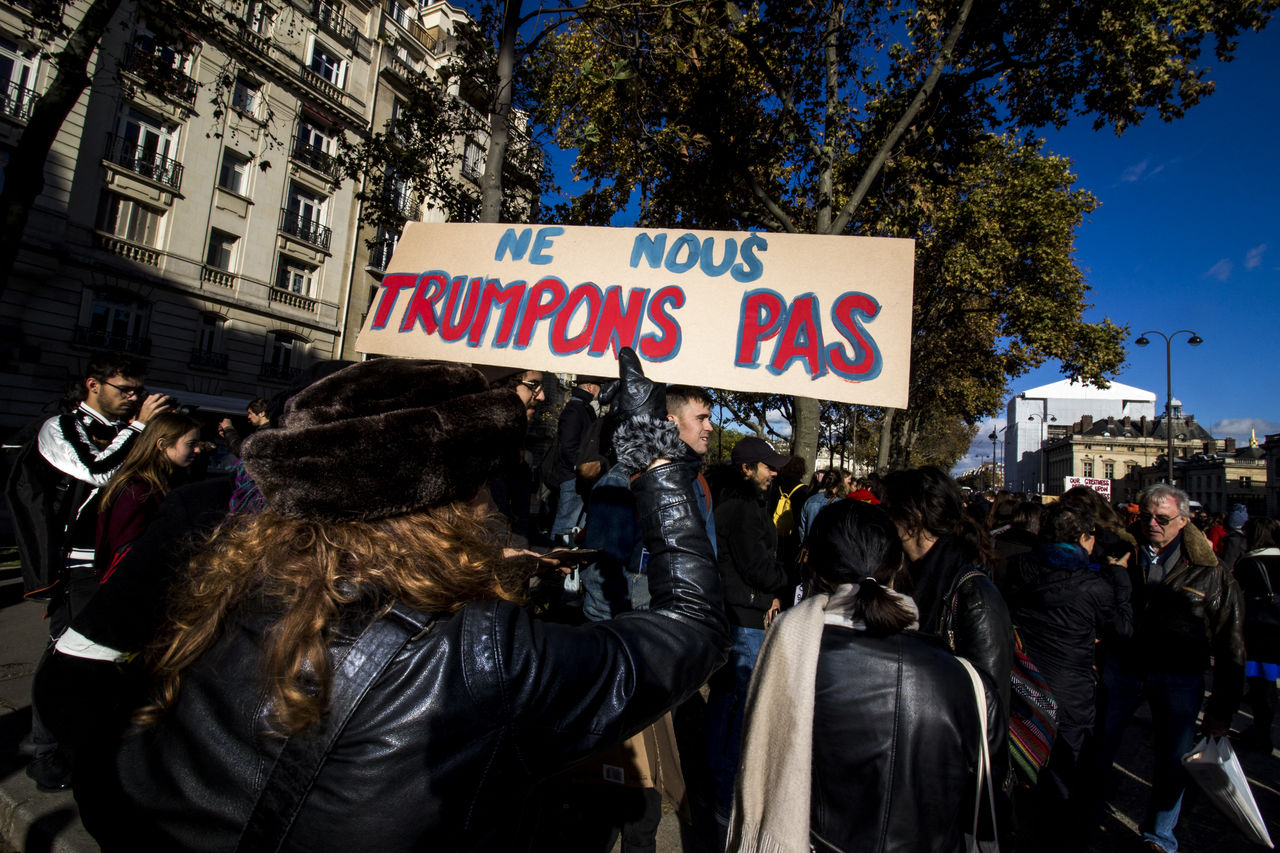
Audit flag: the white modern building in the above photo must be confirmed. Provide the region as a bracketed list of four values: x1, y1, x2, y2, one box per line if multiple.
[1004, 378, 1156, 494]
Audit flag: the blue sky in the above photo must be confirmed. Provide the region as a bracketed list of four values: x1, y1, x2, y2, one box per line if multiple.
[953, 23, 1280, 475]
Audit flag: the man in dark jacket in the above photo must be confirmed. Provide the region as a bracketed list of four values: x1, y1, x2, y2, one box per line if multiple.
[706, 436, 792, 837]
[550, 376, 602, 544]
[1096, 484, 1245, 853]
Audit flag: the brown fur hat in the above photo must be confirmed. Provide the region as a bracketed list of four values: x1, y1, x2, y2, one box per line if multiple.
[241, 359, 526, 522]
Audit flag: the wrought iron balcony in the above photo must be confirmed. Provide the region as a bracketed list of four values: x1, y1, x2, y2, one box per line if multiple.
[367, 239, 397, 272]
[260, 361, 302, 382]
[74, 325, 152, 356]
[292, 140, 341, 180]
[189, 348, 228, 371]
[104, 133, 184, 190]
[384, 191, 420, 221]
[279, 209, 332, 249]
[316, 0, 357, 46]
[2, 81, 36, 123]
[119, 47, 198, 105]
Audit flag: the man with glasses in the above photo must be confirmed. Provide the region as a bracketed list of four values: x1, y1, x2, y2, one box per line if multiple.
[1094, 483, 1244, 853]
[5, 351, 171, 790]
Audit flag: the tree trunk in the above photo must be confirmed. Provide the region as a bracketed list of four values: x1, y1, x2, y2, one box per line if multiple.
[478, 0, 520, 224]
[792, 395, 820, 478]
[876, 406, 896, 473]
[0, 0, 124, 291]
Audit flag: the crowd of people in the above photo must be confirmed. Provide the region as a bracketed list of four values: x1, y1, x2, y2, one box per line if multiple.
[2, 349, 1273, 853]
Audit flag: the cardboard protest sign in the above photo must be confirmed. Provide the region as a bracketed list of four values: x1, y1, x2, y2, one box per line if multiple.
[1064, 476, 1112, 499]
[355, 223, 914, 407]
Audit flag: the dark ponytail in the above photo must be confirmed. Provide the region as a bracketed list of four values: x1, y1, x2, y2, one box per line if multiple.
[851, 576, 917, 636]
[808, 501, 916, 635]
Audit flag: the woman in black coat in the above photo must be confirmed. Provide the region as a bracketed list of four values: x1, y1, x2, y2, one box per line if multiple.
[729, 500, 994, 853]
[1000, 502, 1132, 850]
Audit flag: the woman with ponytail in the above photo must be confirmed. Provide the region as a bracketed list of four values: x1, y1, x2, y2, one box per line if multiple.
[729, 500, 992, 852]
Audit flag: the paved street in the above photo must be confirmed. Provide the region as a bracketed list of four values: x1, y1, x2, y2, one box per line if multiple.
[1, 557, 1277, 852]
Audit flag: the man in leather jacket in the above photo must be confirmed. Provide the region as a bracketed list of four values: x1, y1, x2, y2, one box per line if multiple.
[1096, 483, 1244, 853]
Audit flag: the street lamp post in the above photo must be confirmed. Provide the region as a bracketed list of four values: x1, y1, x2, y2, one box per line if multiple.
[1134, 329, 1203, 485]
[1027, 411, 1057, 495]
[988, 425, 1008, 489]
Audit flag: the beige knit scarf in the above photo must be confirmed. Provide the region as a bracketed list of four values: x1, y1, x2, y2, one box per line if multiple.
[726, 583, 918, 853]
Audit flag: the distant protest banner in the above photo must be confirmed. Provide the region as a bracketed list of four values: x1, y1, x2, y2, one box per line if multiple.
[355, 223, 915, 407]
[1064, 476, 1112, 499]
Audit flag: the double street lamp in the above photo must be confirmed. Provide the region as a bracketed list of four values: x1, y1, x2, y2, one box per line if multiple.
[1134, 329, 1203, 485]
[1027, 412, 1057, 495]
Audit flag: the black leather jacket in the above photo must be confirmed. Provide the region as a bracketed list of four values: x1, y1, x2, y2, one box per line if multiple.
[103, 463, 728, 852]
[1114, 521, 1245, 722]
[810, 626, 991, 853]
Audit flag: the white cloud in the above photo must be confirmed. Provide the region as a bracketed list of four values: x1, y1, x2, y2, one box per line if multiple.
[1245, 244, 1267, 271]
[1120, 158, 1150, 182]
[1210, 417, 1280, 440]
[1204, 259, 1233, 282]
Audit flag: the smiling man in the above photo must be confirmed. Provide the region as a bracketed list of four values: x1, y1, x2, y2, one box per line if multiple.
[1095, 483, 1244, 853]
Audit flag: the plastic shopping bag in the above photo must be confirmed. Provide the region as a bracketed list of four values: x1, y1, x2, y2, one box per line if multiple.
[1182, 736, 1274, 848]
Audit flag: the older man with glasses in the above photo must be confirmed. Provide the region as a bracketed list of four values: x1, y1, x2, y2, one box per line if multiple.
[1093, 483, 1244, 853]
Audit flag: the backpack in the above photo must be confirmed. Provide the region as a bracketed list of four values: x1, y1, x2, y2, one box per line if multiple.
[4, 433, 90, 599]
[772, 483, 805, 537]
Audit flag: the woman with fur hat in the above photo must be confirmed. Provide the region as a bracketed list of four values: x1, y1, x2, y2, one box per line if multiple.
[80, 351, 728, 852]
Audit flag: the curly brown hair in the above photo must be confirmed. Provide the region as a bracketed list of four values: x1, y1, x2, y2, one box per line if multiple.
[139, 502, 524, 735]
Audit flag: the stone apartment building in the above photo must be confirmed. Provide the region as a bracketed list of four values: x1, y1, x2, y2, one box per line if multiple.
[0, 0, 526, 439]
[1040, 402, 1213, 499]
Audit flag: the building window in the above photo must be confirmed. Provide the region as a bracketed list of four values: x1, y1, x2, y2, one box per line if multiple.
[1, 36, 39, 122]
[1127, 461, 1140, 476]
[286, 182, 326, 224]
[462, 139, 484, 182]
[386, 0, 412, 28]
[246, 0, 275, 34]
[116, 107, 180, 163]
[218, 149, 250, 195]
[1082, 460, 1094, 478]
[307, 39, 346, 88]
[97, 192, 162, 246]
[1104, 461, 1114, 479]
[84, 289, 150, 351]
[197, 313, 223, 352]
[263, 331, 303, 380]
[206, 230, 238, 271]
[1242, 476, 1253, 487]
[276, 256, 317, 296]
[231, 76, 261, 115]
